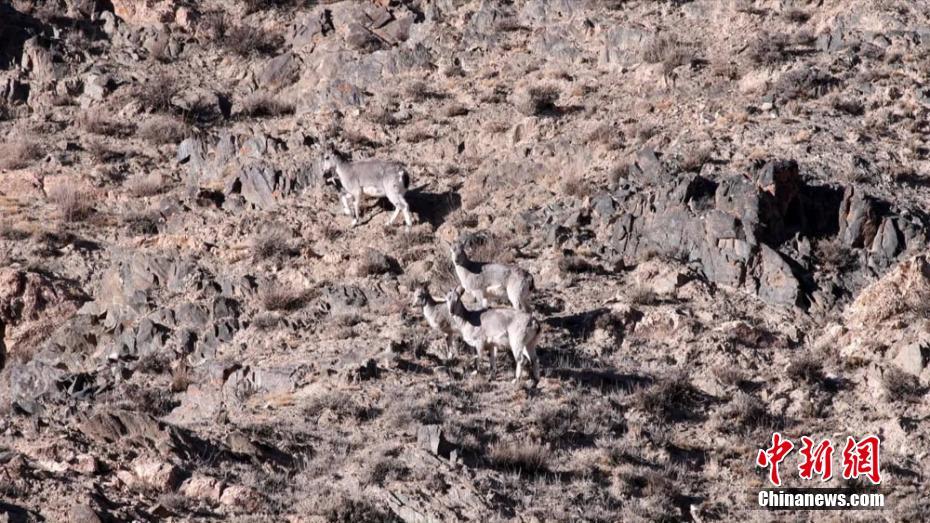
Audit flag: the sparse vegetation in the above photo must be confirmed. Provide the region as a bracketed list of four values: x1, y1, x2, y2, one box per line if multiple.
[126, 173, 165, 198]
[138, 116, 189, 145]
[515, 85, 559, 116]
[47, 184, 92, 222]
[251, 228, 295, 260]
[786, 353, 825, 385]
[237, 93, 295, 119]
[137, 75, 179, 113]
[259, 283, 310, 311]
[0, 140, 43, 170]
[487, 442, 550, 474]
[78, 110, 135, 137]
[882, 367, 923, 400]
[220, 25, 284, 56]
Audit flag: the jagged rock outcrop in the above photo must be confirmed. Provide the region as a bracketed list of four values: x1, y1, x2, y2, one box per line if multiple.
[603, 156, 927, 308]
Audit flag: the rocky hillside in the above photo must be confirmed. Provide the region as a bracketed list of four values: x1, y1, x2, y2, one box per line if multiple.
[1, 0, 929, 521]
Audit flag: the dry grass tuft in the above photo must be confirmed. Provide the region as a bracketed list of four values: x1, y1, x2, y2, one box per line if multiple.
[251, 227, 296, 260]
[137, 75, 179, 113]
[221, 25, 284, 57]
[78, 109, 135, 137]
[487, 442, 550, 474]
[47, 185, 93, 222]
[355, 249, 399, 277]
[786, 353, 825, 385]
[816, 238, 857, 272]
[0, 140, 43, 170]
[882, 367, 923, 401]
[126, 173, 165, 198]
[259, 283, 311, 311]
[138, 116, 189, 145]
[237, 93, 295, 119]
[515, 85, 560, 116]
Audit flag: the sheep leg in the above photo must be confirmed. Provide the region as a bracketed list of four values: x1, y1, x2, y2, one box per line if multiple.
[340, 193, 352, 216]
[401, 199, 413, 227]
[351, 192, 362, 227]
[490, 345, 498, 380]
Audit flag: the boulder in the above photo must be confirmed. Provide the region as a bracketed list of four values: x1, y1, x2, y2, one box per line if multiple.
[753, 245, 802, 307]
[259, 52, 301, 89]
[892, 341, 929, 378]
[838, 186, 883, 249]
[125, 458, 183, 491]
[219, 485, 263, 512]
[111, 0, 177, 26]
[180, 474, 225, 502]
[417, 425, 453, 458]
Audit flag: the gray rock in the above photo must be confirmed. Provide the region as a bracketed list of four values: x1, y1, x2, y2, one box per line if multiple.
[234, 163, 278, 210]
[838, 186, 882, 248]
[417, 425, 453, 458]
[82, 73, 110, 101]
[259, 52, 301, 89]
[892, 342, 929, 377]
[754, 244, 801, 307]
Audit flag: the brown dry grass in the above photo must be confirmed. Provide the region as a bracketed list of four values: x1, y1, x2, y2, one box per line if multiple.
[47, 184, 92, 222]
[0, 140, 42, 170]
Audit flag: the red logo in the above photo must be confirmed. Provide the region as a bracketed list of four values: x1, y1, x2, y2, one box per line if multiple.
[757, 434, 881, 486]
[798, 436, 834, 481]
[841, 435, 882, 484]
[757, 432, 794, 486]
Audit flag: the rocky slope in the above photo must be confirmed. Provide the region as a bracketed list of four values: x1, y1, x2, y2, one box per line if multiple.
[1, 0, 929, 521]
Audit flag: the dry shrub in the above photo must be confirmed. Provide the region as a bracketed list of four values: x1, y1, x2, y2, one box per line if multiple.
[138, 116, 189, 145]
[783, 8, 810, 23]
[319, 494, 396, 523]
[260, 283, 309, 311]
[0, 140, 43, 170]
[0, 221, 30, 241]
[882, 367, 923, 401]
[251, 228, 295, 260]
[240, 0, 306, 13]
[786, 353, 825, 384]
[47, 184, 92, 222]
[355, 249, 398, 277]
[78, 109, 135, 137]
[137, 75, 179, 113]
[588, 124, 624, 150]
[515, 84, 560, 116]
[487, 442, 549, 474]
[628, 285, 659, 306]
[678, 145, 712, 173]
[496, 17, 528, 32]
[122, 210, 161, 235]
[221, 25, 283, 57]
[440, 103, 468, 118]
[747, 32, 790, 66]
[719, 392, 776, 433]
[560, 174, 592, 198]
[170, 365, 192, 392]
[126, 173, 165, 197]
[816, 238, 857, 272]
[404, 81, 443, 102]
[91, 140, 124, 164]
[237, 93, 295, 118]
[251, 313, 281, 330]
[638, 377, 703, 422]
